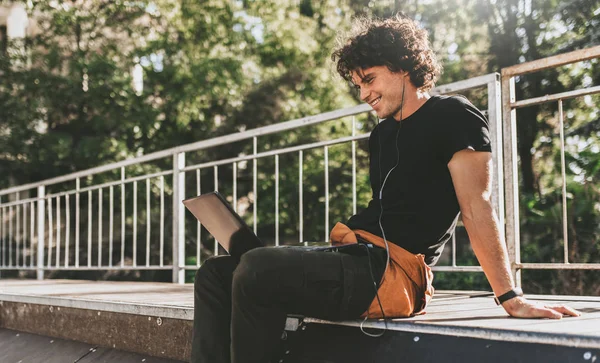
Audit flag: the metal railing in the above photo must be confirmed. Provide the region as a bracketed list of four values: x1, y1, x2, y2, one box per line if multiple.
[0, 74, 502, 283]
[502, 46, 600, 286]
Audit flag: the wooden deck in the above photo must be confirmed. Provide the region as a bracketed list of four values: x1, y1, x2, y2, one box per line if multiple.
[1, 279, 598, 349]
[0, 279, 598, 363]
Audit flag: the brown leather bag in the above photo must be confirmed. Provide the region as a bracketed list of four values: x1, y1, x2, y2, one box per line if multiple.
[330, 222, 434, 318]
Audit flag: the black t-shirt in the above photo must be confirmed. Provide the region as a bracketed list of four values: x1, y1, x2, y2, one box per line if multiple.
[346, 95, 492, 266]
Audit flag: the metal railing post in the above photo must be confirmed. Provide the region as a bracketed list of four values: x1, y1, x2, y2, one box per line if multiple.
[0, 196, 2, 278]
[172, 152, 186, 283]
[36, 186, 45, 280]
[487, 73, 505, 242]
[501, 73, 521, 287]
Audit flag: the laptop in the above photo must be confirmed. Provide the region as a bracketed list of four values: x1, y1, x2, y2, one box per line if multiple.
[183, 192, 263, 260]
[183, 191, 356, 260]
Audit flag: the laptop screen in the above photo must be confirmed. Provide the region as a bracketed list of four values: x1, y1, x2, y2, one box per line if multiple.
[182, 192, 263, 258]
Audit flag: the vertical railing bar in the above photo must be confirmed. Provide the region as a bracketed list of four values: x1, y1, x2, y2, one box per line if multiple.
[558, 99, 569, 264]
[8, 205, 12, 266]
[452, 227, 457, 267]
[22, 201, 27, 267]
[109, 186, 113, 267]
[30, 201, 35, 268]
[47, 197, 53, 267]
[299, 150, 304, 245]
[196, 169, 201, 267]
[1, 204, 4, 268]
[75, 178, 80, 268]
[275, 154, 279, 246]
[3, 204, 6, 269]
[16, 193, 20, 267]
[253, 137, 258, 235]
[120, 168, 125, 267]
[98, 188, 103, 267]
[3, 205, 5, 268]
[502, 74, 521, 287]
[324, 146, 329, 242]
[56, 195, 61, 267]
[2, 206, 4, 270]
[146, 178, 151, 267]
[160, 175, 165, 267]
[214, 165, 219, 256]
[37, 186, 45, 280]
[133, 180, 137, 267]
[214, 166, 219, 192]
[4, 205, 7, 268]
[15, 204, 25, 267]
[488, 75, 505, 242]
[172, 152, 186, 283]
[352, 116, 357, 216]
[65, 194, 70, 267]
[2, 204, 5, 269]
[87, 190, 92, 267]
[0, 201, 3, 268]
[233, 163, 237, 213]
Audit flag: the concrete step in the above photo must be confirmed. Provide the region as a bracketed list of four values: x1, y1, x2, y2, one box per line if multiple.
[0, 299, 192, 361]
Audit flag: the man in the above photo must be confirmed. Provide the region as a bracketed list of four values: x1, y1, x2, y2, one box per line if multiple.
[191, 14, 580, 363]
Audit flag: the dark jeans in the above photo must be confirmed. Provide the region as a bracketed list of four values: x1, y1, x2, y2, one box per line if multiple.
[191, 245, 386, 363]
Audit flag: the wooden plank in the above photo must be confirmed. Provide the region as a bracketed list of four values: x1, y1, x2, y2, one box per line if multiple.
[418, 305, 499, 316]
[527, 294, 600, 303]
[414, 308, 510, 321]
[515, 317, 600, 334]
[419, 301, 594, 320]
[412, 301, 597, 334]
[425, 298, 497, 309]
[413, 315, 596, 336]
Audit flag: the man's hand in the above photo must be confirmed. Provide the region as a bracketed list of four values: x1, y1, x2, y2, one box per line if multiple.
[502, 296, 582, 319]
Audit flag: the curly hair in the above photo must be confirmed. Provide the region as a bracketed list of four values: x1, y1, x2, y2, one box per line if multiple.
[331, 14, 442, 92]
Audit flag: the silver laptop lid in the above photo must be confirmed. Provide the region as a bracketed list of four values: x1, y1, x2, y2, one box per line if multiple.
[182, 192, 263, 258]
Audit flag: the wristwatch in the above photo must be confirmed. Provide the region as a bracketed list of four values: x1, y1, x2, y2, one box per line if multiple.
[494, 287, 523, 305]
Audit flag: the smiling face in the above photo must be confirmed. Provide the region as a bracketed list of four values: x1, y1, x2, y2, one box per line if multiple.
[351, 66, 408, 120]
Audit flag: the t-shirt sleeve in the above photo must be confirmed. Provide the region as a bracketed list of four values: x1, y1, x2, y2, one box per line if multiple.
[438, 96, 492, 164]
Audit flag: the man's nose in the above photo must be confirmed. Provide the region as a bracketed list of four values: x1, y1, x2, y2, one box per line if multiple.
[360, 87, 370, 102]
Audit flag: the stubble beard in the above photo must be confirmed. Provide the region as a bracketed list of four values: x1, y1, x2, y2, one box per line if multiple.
[386, 101, 405, 121]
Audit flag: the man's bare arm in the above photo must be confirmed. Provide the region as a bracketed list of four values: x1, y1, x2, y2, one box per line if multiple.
[448, 149, 581, 319]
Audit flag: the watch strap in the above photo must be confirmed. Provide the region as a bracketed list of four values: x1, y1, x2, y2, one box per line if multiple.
[494, 287, 523, 305]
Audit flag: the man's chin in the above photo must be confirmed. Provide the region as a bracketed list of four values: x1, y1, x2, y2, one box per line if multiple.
[375, 111, 390, 119]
